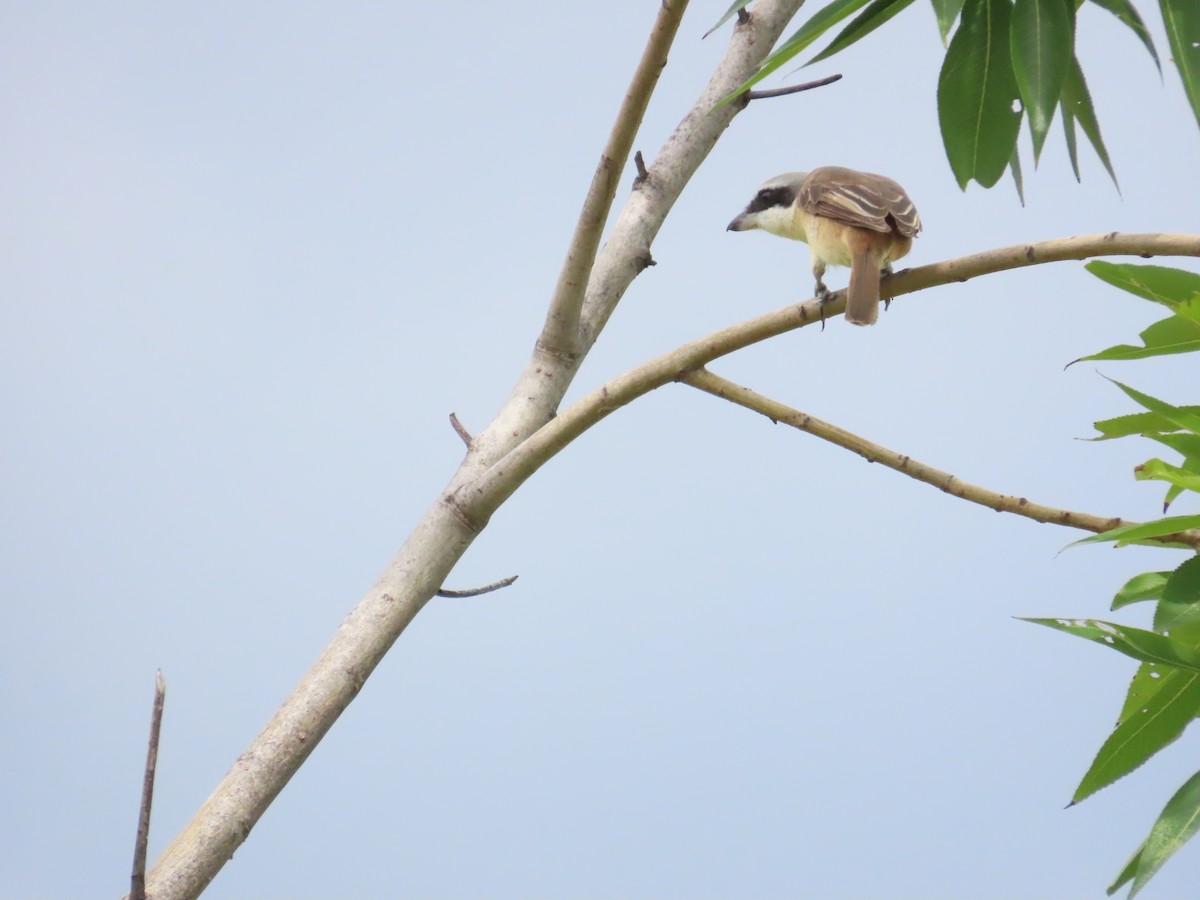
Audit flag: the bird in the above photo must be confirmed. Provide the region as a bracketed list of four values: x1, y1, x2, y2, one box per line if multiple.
[727, 166, 921, 326]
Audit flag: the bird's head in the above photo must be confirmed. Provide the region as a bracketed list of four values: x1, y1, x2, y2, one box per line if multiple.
[726, 171, 808, 239]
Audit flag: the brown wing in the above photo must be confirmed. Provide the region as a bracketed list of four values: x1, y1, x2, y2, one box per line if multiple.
[798, 166, 922, 237]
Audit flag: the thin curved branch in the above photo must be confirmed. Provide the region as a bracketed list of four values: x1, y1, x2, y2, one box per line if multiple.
[682, 368, 1200, 548]
[539, 1, 689, 360]
[436, 575, 518, 598]
[453, 233, 1200, 524]
[884, 232, 1200, 299]
[746, 74, 843, 99]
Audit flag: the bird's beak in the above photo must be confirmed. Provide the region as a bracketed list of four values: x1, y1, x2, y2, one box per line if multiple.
[727, 212, 752, 231]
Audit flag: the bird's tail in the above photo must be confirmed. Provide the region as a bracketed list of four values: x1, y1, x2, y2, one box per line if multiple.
[846, 251, 880, 326]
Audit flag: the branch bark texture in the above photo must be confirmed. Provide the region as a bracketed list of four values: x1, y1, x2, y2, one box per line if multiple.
[682, 368, 1200, 548]
[539, 0, 688, 359]
[140, 4, 806, 897]
[455, 233, 1200, 521]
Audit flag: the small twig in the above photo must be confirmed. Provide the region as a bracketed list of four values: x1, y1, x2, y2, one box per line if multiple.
[737, 7, 750, 23]
[632, 150, 649, 189]
[682, 367, 1200, 548]
[449, 412, 473, 448]
[130, 670, 166, 900]
[746, 74, 842, 100]
[436, 575, 519, 598]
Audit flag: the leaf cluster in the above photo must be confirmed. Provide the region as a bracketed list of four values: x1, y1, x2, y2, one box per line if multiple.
[712, 0, 1200, 195]
[1027, 263, 1200, 898]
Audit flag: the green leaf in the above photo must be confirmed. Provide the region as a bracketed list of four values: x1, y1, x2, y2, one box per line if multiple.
[703, 0, 753, 39]
[1071, 279, 1200, 359]
[1060, 83, 1081, 179]
[1060, 52, 1118, 188]
[1072, 325, 1200, 364]
[1091, 409, 1200, 440]
[1153, 448, 1200, 511]
[1124, 767, 1200, 897]
[1085, 261, 1200, 313]
[1020, 617, 1200, 669]
[1148, 432, 1200, 459]
[809, 0, 919, 65]
[1118, 661, 1166, 722]
[1009, 140, 1026, 203]
[938, 0, 1023, 188]
[1068, 514, 1200, 548]
[1085, 0, 1161, 73]
[1011, 0, 1074, 161]
[1072, 663, 1200, 803]
[1111, 571, 1171, 610]
[1136, 458, 1200, 493]
[727, 0, 875, 98]
[932, 0, 968, 43]
[1107, 379, 1200, 436]
[1158, 556, 1200, 632]
[1159, 0, 1200, 136]
[1108, 841, 1144, 895]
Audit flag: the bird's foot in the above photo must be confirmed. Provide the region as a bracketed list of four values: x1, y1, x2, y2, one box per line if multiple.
[814, 283, 832, 331]
[880, 265, 894, 312]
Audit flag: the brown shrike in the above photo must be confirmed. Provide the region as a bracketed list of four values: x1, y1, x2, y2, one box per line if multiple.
[727, 166, 921, 326]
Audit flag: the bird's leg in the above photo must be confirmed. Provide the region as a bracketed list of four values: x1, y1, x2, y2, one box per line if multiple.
[811, 259, 831, 330]
[880, 263, 893, 312]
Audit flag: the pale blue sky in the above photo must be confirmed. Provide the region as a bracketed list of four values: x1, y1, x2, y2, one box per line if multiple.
[3, 2, 1199, 898]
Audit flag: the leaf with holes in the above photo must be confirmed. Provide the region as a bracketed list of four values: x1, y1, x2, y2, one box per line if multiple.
[1011, 0, 1074, 160]
[938, 0, 1023, 188]
[1021, 617, 1200, 669]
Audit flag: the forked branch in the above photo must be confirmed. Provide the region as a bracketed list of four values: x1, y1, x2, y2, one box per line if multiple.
[139, 6, 808, 897]
[539, 1, 689, 360]
[454, 233, 1200, 523]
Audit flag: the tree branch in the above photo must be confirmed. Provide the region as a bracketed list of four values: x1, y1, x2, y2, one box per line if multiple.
[746, 74, 843, 100]
[454, 233, 1200, 522]
[449, 412, 472, 448]
[539, 1, 689, 361]
[436, 575, 518, 598]
[883, 232, 1200, 301]
[140, 5, 807, 897]
[130, 671, 166, 900]
[454, 0, 806, 479]
[576, 1, 808, 350]
[681, 368, 1200, 548]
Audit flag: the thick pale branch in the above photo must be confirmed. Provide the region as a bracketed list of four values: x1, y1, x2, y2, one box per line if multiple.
[577, 1, 808, 348]
[139, 5, 807, 897]
[682, 368, 1200, 548]
[540, 1, 688, 359]
[455, 233, 1200, 524]
[458, 0, 805, 475]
